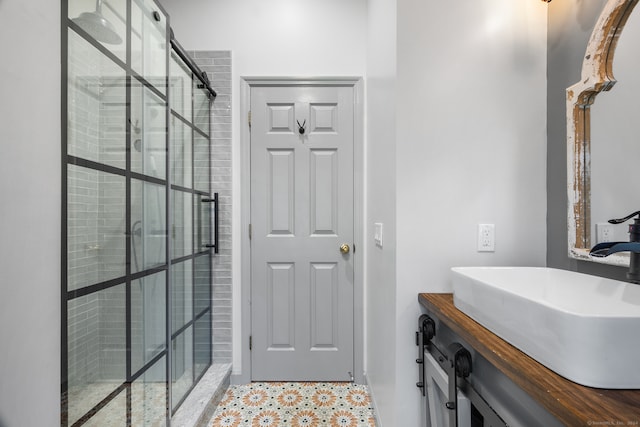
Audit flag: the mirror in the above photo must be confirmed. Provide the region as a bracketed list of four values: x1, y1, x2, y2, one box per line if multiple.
[567, 0, 639, 266]
[591, 5, 640, 244]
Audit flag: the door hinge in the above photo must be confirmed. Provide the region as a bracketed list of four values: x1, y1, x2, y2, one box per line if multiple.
[249, 223, 252, 240]
[248, 111, 252, 128]
[249, 335, 252, 350]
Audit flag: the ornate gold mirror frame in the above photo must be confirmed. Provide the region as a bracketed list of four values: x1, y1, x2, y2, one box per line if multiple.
[567, 0, 639, 265]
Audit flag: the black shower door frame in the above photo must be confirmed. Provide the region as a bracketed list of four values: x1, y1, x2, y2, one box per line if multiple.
[61, 0, 215, 425]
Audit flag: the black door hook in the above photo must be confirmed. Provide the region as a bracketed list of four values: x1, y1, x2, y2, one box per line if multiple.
[297, 120, 306, 135]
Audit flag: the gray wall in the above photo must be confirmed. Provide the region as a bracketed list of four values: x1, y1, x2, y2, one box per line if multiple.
[391, 1, 547, 426]
[547, 0, 628, 281]
[365, 0, 398, 424]
[0, 2, 61, 426]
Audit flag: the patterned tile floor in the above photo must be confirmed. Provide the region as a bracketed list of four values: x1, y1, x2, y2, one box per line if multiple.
[208, 382, 377, 427]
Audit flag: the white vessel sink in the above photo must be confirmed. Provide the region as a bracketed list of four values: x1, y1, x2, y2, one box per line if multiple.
[451, 266, 640, 389]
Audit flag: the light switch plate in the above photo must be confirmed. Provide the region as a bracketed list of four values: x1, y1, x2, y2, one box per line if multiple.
[374, 223, 383, 248]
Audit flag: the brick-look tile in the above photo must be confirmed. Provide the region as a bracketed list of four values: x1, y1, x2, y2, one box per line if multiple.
[191, 51, 233, 364]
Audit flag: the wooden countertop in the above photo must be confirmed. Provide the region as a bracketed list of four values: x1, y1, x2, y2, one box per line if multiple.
[419, 293, 640, 426]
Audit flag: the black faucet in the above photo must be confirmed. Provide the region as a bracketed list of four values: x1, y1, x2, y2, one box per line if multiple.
[590, 210, 640, 284]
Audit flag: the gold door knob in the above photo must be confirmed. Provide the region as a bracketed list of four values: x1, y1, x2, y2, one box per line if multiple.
[340, 243, 350, 254]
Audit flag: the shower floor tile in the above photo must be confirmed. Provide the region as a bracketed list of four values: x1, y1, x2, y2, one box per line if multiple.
[207, 382, 376, 427]
[65, 381, 166, 427]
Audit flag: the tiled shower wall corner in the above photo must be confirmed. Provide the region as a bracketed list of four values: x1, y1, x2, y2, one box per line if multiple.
[190, 51, 232, 364]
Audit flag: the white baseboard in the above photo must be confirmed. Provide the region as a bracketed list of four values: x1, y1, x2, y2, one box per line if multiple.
[364, 373, 384, 427]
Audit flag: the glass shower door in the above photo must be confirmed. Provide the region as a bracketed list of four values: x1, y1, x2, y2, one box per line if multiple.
[64, 1, 214, 424]
[63, 0, 171, 425]
[169, 50, 213, 412]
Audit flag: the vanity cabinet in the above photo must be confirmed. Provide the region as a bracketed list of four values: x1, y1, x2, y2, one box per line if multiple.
[418, 293, 640, 427]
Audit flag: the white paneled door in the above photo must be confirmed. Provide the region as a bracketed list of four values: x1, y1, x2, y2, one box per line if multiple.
[250, 83, 355, 381]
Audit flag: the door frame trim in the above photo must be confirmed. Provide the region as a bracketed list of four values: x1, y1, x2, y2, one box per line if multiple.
[236, 77, 364, 384]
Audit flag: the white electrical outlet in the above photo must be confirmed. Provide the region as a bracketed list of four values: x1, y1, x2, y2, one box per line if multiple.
[477, 224, 495, 252]
[374, 223, 383, 247]
[596, 223, 614, 243]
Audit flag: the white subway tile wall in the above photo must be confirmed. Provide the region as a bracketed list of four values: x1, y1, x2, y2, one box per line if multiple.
[190, 51, 233, 364]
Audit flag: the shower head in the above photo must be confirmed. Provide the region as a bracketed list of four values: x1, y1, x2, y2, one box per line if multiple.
[72, 0, 122, 45]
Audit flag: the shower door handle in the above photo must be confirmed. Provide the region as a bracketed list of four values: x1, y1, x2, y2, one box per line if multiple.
[201, 193, 219, 254]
